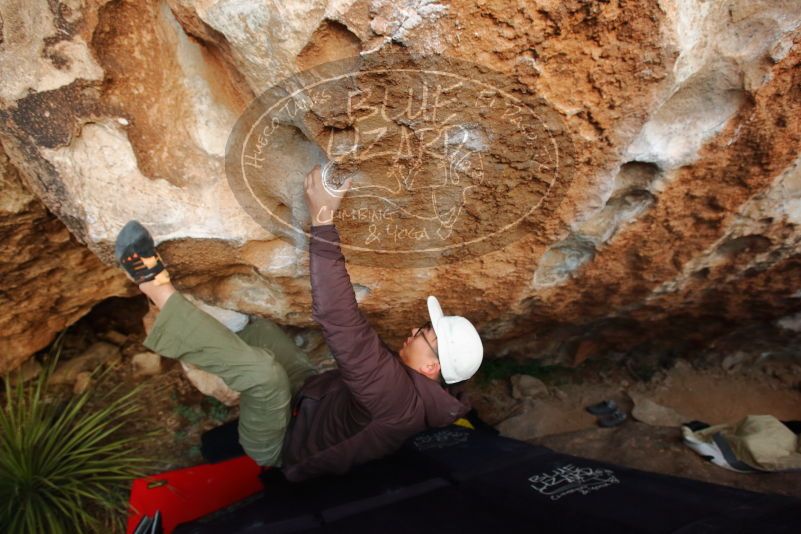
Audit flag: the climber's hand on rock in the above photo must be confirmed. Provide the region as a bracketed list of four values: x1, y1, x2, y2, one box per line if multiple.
[304, 164, 352, 227]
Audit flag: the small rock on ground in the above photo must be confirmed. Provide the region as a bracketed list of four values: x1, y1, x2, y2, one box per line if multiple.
[628, 391, 687, 427]
[721, 351, 751, 372]
[73, 371, 92, 395]
[49, 342, 121, 385]
[132, 351, 162, 377]
[8, 358, 42, 386]
[101, 330, 128, 346]
[511, 374, 549, 399]
[761, 361, 801, 387]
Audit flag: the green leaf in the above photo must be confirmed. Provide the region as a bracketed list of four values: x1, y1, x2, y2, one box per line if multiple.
[0, 331, 156, 534]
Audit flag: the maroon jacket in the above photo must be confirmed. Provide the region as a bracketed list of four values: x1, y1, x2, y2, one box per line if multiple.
[279, 224, 469, 482]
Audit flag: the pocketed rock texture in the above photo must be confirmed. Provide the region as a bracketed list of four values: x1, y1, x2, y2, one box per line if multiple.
[1, 0, 801, 370]
[0, 143, 134, 373]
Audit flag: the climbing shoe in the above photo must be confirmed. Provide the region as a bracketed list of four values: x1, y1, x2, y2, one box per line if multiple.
[585, 400, 618, 416]
[597, 409, 627, 428]
[115, 220, 171, 285]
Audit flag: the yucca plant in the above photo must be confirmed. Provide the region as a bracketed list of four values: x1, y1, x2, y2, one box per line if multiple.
[0, 332, 152, 533]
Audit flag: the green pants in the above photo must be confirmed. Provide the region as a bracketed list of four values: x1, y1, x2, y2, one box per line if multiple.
[143, 292, 318, 466]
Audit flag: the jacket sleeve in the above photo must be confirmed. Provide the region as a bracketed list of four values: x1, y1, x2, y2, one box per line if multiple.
[309, 224, 414, 419]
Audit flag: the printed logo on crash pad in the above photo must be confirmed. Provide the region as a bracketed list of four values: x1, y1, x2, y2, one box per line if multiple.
[528, 464, 619, 500]
[411, 428, 470, 450]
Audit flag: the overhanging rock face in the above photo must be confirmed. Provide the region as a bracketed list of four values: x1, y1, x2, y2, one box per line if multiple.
[0, 144, 135, 373]
[1, 0, 801, 371]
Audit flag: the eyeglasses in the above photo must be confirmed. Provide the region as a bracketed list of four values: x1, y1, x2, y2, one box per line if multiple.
[414, 320, 438, 358]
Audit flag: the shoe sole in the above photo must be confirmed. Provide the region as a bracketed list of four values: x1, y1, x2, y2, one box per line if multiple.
[115, 220, 156, 262]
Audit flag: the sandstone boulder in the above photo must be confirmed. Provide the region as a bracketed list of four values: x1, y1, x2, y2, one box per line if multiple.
[1, 0, 801, 373]
[0, 145, 133, 374]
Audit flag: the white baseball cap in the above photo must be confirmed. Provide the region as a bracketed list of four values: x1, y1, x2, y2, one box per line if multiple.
[427, 295, 483, 384]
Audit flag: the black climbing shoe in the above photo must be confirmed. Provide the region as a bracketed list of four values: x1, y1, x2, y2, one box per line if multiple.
[598, 409, 627, 428]
[115, 220, 170, 285]
[585, 400, 618, 416]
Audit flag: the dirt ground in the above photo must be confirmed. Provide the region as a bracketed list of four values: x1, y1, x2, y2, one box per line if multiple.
[465, 351, 801, 499]
[18, 294, 801, 501]
[24, 295, 244, 472]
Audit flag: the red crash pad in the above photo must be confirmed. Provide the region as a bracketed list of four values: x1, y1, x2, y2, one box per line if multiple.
[127, 455, 263, 534]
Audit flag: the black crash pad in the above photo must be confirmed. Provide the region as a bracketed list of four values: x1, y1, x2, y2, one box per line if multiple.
[176, 425, 801, 534]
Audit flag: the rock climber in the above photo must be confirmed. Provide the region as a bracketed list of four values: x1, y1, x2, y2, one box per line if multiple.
[113, 164, 484, 481]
